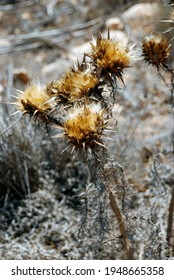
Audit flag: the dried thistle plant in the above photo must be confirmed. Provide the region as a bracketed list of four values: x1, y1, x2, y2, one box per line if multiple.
[5, 3, 174, 258]
[53, 103, 107, 153]
[16, 84, 55, 113]
[89, 33, 134, 85]
[141, 0, 174, 259]
[46, 67, 100, 104]
[7, 30, 136, 259]
[142, 33, 171, 70]
[1, 0, 174, 261]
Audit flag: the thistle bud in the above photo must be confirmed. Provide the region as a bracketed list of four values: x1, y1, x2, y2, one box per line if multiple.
[61, 103, 106, 151]
[142, 33, 170, 68]
[16, 84, 56, 117]
[46, 67, 99, 104]
[90, 33, 132, 81]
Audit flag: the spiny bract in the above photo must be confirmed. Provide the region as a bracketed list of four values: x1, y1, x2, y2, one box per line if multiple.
[142, 33, 170, 68]
[46, 68, 99, 104]
[62, 103, 106, 150]
[90, 33, 132, 81]
[16, 84, 55, 115]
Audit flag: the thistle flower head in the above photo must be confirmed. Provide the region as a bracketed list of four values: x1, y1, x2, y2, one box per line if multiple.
[61, 103, 106, 151]
[90, 33, 132, 80]
[46, 67, 99, 104]
[16, 84, 55, 115]
[142, 33, 170, 68]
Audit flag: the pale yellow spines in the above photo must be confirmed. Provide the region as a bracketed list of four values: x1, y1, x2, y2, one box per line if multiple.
[17, 84, 55, 114]
[142, 33, 170, 68]
[90, 34, 131, 80]
[46, 68, 99, 104]
[63, 103, 106, 150]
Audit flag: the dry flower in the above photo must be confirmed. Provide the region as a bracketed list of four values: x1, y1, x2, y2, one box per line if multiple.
[89, 33, 132, 82]
[46, 67, 99, 104]
[53, 103, 107, 152]
[14, 84, 56, 120]
[142, 33, 170, 69]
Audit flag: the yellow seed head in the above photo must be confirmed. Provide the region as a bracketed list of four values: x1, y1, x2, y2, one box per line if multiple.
[46, 68, 99, 103]
[90, 34, 131, 79]
[142, 33, 170, 68]
[17, 84, 55, 114]
[63, 103, 106, 150]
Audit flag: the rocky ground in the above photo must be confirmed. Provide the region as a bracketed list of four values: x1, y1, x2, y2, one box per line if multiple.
[0, 0, 174, 259]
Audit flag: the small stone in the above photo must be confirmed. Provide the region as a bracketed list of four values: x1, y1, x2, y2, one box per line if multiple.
[0, 39, 11, 48]
[21, 12, 32, 20]
[68, 42, 91, 62]
[42, 59, 72, 79]
[122, 3, 160, 22]
[105, 17, 124, 31]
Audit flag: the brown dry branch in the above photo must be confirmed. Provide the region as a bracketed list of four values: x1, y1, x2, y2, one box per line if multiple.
[166, 186, 174, 257]
[107, 189, 133, 259]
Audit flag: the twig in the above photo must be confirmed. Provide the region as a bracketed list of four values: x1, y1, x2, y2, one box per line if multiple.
[166, 187, 174, 257]
[46, 0, 59, 16]
[0, 117, 21, 135]
[93, 150, 133, 259]
[107, 189, 133, 259]
[0, 17, 104, 42]
[151, 157, 167, 191]
[0, 17, 104, 54]
[0, 42, 41, 54]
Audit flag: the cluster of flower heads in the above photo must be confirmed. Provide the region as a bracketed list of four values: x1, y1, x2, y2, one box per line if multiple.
[15, 33, 133, 152]
[14, 5, 173, 152]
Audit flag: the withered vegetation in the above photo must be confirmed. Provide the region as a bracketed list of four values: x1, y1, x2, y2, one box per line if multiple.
[0, 0, 174, 260]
